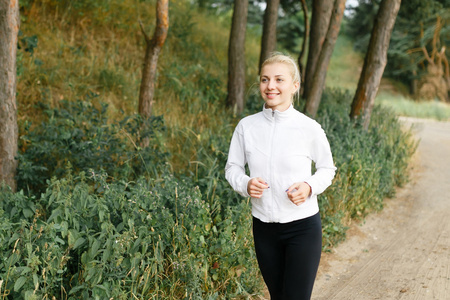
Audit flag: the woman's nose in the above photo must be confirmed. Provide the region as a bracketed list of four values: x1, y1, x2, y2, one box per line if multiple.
[267, 80, 276, 90]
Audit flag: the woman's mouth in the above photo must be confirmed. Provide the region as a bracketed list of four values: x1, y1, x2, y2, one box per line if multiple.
[266, 92, 280, 99]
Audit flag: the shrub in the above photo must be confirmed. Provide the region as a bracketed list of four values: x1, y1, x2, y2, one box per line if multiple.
[0, 171, 262, 299]
[17, 99, 168, 196]
[316, 89, 418, 249]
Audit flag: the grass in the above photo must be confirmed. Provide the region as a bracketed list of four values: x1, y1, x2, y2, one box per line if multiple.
[17, 1, 263, 175]
[376, 92, 450, 121]
[327, 35, 363, 91]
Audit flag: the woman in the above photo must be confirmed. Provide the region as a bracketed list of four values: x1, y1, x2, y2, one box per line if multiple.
[225, 53, 336, 300]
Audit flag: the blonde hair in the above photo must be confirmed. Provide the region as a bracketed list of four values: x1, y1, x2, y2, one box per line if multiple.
[260, 52, 301, 96]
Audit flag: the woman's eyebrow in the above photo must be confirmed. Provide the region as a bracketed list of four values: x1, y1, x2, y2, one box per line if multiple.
[261, 74, 285, 77]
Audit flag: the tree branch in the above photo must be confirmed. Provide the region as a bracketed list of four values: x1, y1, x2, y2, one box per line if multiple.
[139, 20, 150, 42]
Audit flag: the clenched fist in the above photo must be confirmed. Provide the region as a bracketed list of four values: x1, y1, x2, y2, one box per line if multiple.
[247, 177, 269, 198]
[286, 182, 311, 206]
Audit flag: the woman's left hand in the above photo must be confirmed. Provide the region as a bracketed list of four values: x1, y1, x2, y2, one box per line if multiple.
[286, 182, 311, 206]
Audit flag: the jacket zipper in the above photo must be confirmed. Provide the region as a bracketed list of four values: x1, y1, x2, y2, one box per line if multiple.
[269, 111, 276, 222]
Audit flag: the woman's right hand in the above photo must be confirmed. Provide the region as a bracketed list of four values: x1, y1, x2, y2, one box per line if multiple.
[247, 177, 269, 198]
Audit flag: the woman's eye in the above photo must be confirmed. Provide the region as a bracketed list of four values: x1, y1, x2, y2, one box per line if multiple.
[277, 78, 283, 82]
[261, 78, 268, 83]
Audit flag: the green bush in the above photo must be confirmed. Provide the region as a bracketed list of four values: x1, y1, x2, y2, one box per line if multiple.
[316, 89, 417, 249]
[0, 171, 261, 299]
[17, 99, 168, 195]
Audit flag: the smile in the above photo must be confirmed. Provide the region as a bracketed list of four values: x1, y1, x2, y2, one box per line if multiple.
[266, 93, 280, 96]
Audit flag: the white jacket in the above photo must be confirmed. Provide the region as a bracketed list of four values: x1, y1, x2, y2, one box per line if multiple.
[225, 105, 336, 223]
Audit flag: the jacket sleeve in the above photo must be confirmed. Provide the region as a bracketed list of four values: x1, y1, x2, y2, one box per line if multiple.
[305, 127, 336, 197]
[225, 123, 251, 198]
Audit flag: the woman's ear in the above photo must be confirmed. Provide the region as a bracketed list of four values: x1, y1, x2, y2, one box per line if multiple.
[293, 81, 300, 94]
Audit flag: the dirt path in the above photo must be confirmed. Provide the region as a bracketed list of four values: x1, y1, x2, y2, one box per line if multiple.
[312, 118, 450, 300]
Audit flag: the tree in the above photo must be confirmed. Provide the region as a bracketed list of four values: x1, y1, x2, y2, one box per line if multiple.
[350, 0, 401, 129]
[227, 0, 248, 115]
[138, 0, 169, 148]
[0, 0, 19, 191]
[302, 0, 333, 100]
[304, 0, 346, 118]
[346, 0, 449, 100]
[298, 0, 309, 91]
[259, 0, 280, 71]
[138, 0, 169, 120]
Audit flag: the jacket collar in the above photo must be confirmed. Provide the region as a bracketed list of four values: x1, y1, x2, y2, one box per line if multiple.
[262, 104, 296, 121]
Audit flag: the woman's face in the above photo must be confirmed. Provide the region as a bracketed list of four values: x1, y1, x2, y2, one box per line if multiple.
[259, 63, 299, 112]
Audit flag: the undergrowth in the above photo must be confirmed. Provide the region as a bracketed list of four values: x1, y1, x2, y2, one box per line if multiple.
[16, 99, 168, 195]
[0, 171, 260, 299]
[316, 89, 418, 249]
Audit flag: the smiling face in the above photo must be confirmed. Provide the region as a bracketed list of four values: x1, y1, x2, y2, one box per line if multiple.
[259, 62, 300, 112]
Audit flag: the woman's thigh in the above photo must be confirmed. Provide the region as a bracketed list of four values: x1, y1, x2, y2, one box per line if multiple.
[283, 213, 322, 300]
[253, 217, 285, 299]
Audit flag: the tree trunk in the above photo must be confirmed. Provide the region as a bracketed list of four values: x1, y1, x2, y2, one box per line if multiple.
[298, 0, 309, 94]
[304, 0, 346, 118]
[0, 0, 19, 191]
[350, 0, 401, 129]
[138, 0, 169, 119]
[303, 0, 333, 99]
[138, 0, 169, 148]
[259, 0, 280, 72]
[227, 0, 248, 115]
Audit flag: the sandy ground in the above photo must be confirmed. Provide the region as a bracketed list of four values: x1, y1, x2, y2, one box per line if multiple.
[311, 118, 450, 300]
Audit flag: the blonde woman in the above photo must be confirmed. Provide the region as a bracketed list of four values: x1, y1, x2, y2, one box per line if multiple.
[225, 53, 336, 300]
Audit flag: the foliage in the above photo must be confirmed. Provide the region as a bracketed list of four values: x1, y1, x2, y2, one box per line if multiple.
[277, 9, 306, 53]
[314, 89, 418, 249]
[10, 0, 420, 297]
[386, 0, 450, 87]
[191, 0, 265, 24]
[344, 0, 380, 53]
[326, 35, 364, 91]
[17, 99, 168, 196]
[345, 0, 450, 89]
[4, 88, 417, 297]
[191, 0, 310, 54]
[0, 172, 261, 299]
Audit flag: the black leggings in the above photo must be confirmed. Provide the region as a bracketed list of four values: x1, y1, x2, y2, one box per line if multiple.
[253, 213, 322, 300]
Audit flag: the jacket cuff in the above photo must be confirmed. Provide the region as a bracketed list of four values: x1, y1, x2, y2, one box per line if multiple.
[239, 176, 251, 198]
[304, 178, 317, 197]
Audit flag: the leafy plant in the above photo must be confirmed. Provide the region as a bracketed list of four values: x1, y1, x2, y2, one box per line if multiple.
[1, 171, 262, 299]
[315, 89, 417, 249]
[17, 99, 168, 195]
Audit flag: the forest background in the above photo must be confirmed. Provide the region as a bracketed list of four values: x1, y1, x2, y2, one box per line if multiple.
[0, 0, 449, 299]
